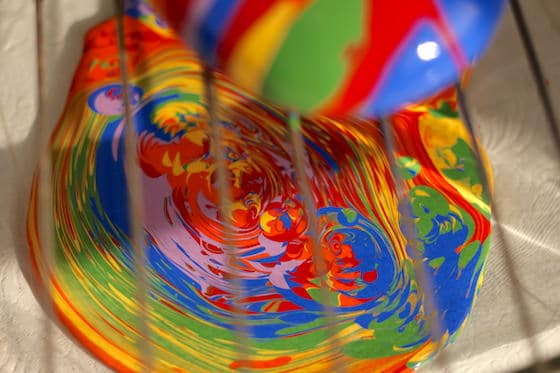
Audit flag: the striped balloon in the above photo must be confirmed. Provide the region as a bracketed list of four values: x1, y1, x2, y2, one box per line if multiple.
[152, 0, 506, 117]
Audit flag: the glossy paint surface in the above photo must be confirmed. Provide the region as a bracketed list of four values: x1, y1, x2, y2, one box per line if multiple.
[27, 3, 492, 372]
[152, 0, 506, 117]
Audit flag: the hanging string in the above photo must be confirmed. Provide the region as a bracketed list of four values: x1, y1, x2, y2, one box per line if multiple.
[455, 84, 546, 373]
[202, 67, 251, 369]
[34, 0, 56, 371]
[380, 118, 451, 372]
[287, 111, 344, 372]
[115, 1, 154, 371]
[510, 0, 560, 159]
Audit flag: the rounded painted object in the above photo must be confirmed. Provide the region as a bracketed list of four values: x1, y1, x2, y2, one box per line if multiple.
[27, 6, 493, 372]
[152, 0, 506, 118]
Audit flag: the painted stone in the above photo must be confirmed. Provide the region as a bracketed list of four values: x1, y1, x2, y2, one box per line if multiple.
[27, 5, 492, 372]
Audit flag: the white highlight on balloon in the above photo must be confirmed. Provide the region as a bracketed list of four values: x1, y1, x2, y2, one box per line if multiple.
[417, 41, 441, 61]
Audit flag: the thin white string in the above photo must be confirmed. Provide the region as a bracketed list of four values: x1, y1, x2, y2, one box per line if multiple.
[34, 0, 56, 371]
[202, 67, 251, 369]
[287, 111, 345, 372]
[115, 1, 154, 371]
[380, 118, 452, 372]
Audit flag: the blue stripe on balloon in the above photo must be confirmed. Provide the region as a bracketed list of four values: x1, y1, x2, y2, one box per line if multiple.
[195, 0, 241, 64]
[360, 23, 460, 118]
[436, 0, 506, 61]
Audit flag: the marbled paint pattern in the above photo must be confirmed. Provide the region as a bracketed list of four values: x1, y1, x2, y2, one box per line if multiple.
[27, 4, 491, 372]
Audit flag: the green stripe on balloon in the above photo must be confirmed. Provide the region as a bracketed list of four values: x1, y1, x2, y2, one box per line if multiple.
[263, 0, 364, 111]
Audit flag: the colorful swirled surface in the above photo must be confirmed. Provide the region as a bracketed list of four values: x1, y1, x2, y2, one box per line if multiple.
[27, 4, 492, 372]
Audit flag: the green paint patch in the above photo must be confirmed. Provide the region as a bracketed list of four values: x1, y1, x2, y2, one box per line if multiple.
[342, 208, 358, 224]
[410, 186, 451, 240]
[277, 318, 327, 337]
[429, 101, 459, 119]
[459, 240, 481, 269]
[307, 283, 339, 307]
[411, 186, 450, 219]
[474, 238, 492, 273]
[429, 257, 445, 270]
[398, 156, 421, 180]
[343, 316, 425, 359]
[439, 139, 490, 206]
[416, 217, 434, 239]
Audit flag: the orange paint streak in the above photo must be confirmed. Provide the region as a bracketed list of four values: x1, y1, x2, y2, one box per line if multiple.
[230, 356, 292, 370]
